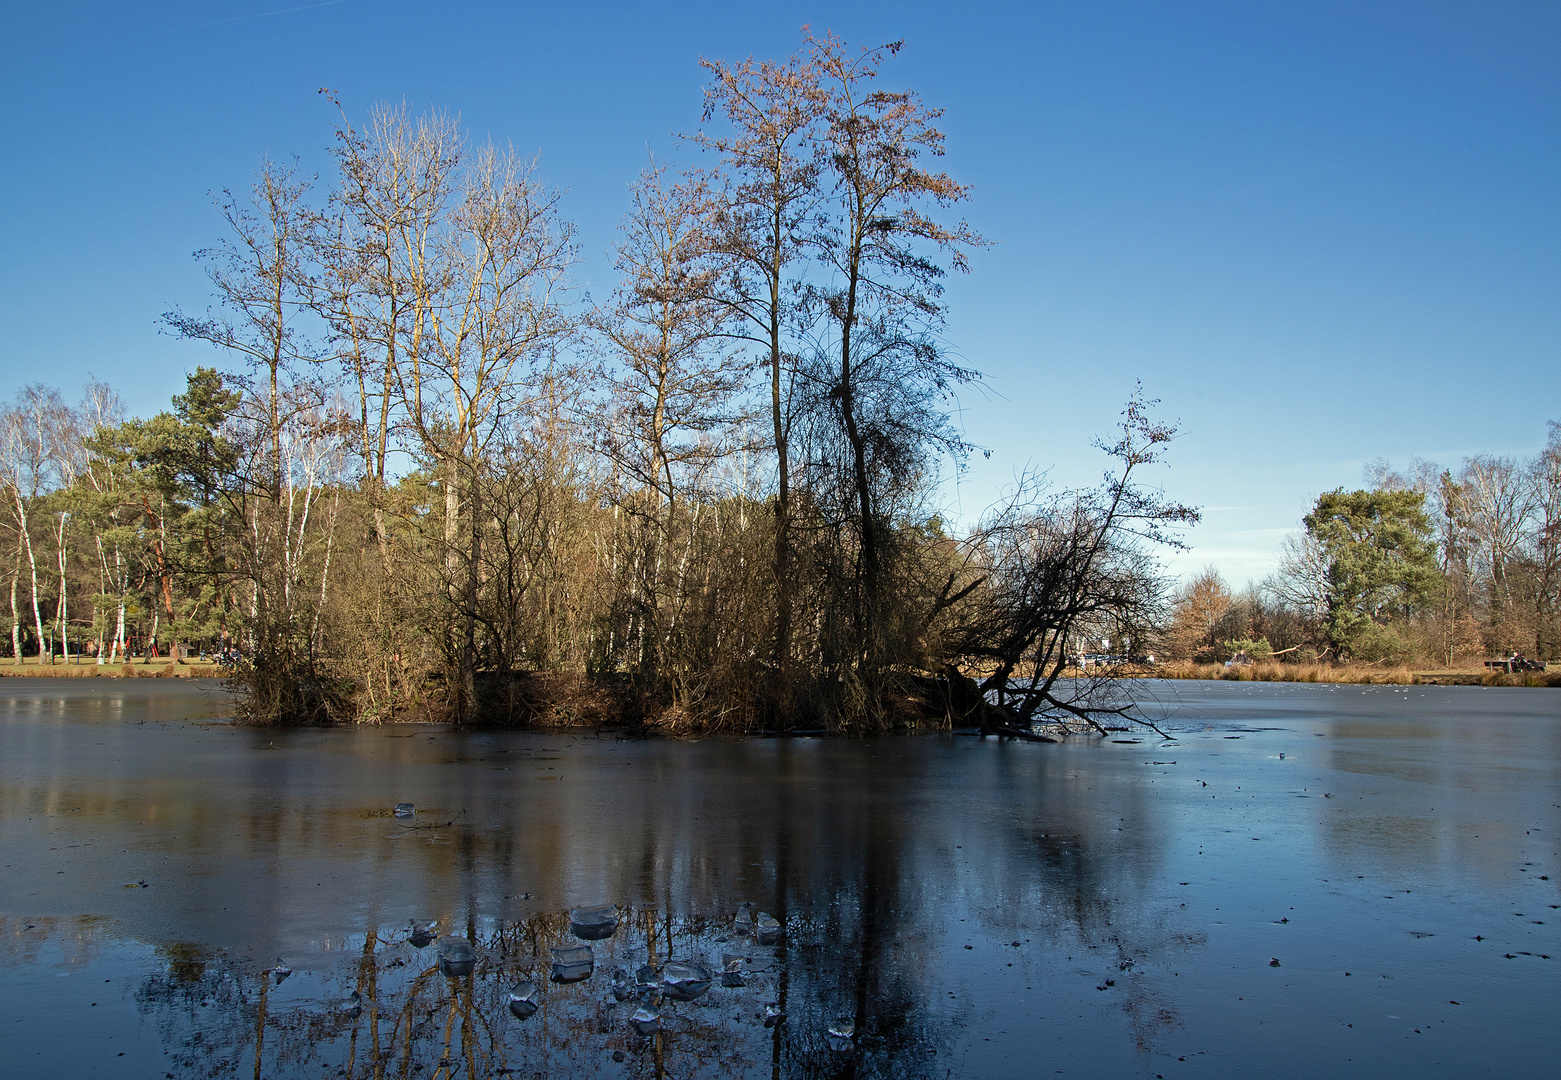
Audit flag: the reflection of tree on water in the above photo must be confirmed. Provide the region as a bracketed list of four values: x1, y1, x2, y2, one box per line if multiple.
[36, 741, 1206, 1076]
[124, 847, 1190, 1075]
[116, 902, 955, 1079]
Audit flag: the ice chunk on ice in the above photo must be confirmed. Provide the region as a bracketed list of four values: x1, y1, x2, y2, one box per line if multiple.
[339, 991, 363, 1020]
[755, 913, 782, 945]
[393, 803, 415, 817]
[661, 960, 713, 1002]
[827, 1018, 854, 1052]
[408, 920, 437, 949]
[720, 954, 746, 987]
[568, 904, 618, 940]
[437, 937, 476, 977]
[610, 967, 633, 1001]
[734, 903, 754, 935]
[763, 1003, 784, 1028]
[507, 980, 540, 1020]
[629, 1005, 660, 1035]
[550, 945, 594, 982]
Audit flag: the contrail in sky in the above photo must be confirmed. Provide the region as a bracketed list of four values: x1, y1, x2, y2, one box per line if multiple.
[153, 0, 353, 36]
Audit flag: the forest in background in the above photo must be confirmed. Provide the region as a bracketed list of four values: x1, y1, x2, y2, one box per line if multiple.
[1163, 432, 1561, 669]
[0, 34, 1198, 731]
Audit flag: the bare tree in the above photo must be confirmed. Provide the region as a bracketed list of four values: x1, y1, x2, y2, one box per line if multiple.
[801, 32, 985, 690]
[0, 386, 69, 662]
[692, 49, 825, 674]
[318, 101, 462, 561]
[1460, 453, 1534, 643]
[939, 394, 1196, 733]
[1525, 424, 1561, 657]
[1165, 566, 1233, 661]
[593, 160, 749, 685]
[399, 139, 577, 719]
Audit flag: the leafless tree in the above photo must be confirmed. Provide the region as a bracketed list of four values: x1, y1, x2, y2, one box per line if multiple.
[797, 32, 986, 697]
[592, 160, 750, 686]
[692, 48, 825, 674]
[1459, 453, 1534, 645]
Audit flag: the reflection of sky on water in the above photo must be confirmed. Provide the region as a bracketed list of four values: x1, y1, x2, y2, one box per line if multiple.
[0, 679, 1557, 1077]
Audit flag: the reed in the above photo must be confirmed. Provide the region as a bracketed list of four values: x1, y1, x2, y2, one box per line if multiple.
[1154, 660, 1417, 685]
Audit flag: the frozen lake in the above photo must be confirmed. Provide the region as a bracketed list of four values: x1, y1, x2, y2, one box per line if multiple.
[0, 678, 1556, 1077]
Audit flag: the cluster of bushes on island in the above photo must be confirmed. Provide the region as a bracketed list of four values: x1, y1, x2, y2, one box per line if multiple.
[0, 34, 1198, 732]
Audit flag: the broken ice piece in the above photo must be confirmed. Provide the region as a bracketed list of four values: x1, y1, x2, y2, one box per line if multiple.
[507, 980, 540, 1020]
[271, 959, 291, 986]
[661, 960, 713, 1001]
[610, 967, 633, 1001]
[409, 920, 437, 949]
[393, 803, 415, 817]
[734, 903, 754, 935]
[438, 937, 476, 977]
[755, 913, 782, 945]
[827, 1019, 855, 1039]
[629, 1005, 660, 1035]
[721, 953, 746, 987]
[339, 990, 363, 1020]
[763, 1004, 784, 1028]
[568, 904, 619, 940]
[550, 945, 594, 982]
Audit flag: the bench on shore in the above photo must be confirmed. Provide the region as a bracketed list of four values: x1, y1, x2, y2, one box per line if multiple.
[1485, 657, 1547, 673]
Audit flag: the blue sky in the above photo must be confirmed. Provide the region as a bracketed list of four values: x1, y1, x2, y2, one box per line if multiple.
[2, 1, 1556, 584]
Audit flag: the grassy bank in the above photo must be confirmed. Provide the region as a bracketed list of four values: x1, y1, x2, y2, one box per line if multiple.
[1150, 659, 1561, 688]
[0, 659, 226, 679]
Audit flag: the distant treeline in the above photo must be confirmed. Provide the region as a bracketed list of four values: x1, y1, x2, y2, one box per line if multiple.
[3, 34, 1195, 731]
[1164, 434, 1561, 667]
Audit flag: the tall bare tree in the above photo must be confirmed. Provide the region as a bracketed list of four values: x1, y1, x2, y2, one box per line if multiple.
[593, 161, 748, 684]
[693, 49, 824, 674]
[1460, 453, 1534, 644]
[0, 386, 73, 662]
[319, 101, 462, 561]
[399, 139, 577, 719]
[803, 31, 985, 689]
[1525, 424, 1561, 657]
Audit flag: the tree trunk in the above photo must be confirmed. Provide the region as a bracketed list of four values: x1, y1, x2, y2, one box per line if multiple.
[55, 511, 68, 663]
[9, 554, 20, 666]
[16, 496, 45, 663]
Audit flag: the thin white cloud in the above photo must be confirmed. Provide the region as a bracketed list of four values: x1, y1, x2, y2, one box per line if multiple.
[153, 0, 352, 36]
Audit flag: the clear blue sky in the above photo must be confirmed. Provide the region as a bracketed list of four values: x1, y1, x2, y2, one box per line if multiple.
[2, 1, 1556, 584]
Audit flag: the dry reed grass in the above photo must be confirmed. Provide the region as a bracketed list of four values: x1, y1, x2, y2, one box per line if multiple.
[1152, 659, 1559, 688]
[1155, 660, 1414, 684]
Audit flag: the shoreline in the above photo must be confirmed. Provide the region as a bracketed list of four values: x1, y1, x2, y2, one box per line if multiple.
[1124, 663, 1560, 689]
[0, 660, 1554, 691]
[0, 662, 226, 679]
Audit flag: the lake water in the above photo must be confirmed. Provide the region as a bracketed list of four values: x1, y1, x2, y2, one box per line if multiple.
[0, 679, 1556, 1078]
